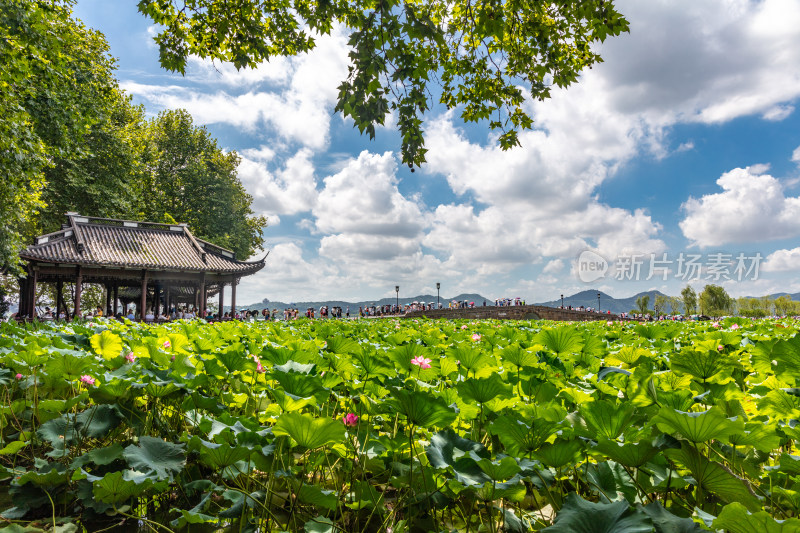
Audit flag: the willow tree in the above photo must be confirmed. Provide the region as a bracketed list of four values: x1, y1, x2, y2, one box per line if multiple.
[138, 0, 629, 168]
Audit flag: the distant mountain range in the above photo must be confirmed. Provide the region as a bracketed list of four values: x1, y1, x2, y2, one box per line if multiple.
[236, 290, 671, 315]
[234, 293, 493, 313]
[237, 289, 800, 315]
[535, 289, 670, 314]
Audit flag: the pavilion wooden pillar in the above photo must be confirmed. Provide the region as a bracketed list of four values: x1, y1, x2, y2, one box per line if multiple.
[74, 266, 83, 319]
[113, 283, 119, 316]
[140, 271, 148, 321]
[105, 284, 112, 316]
[56, 280, 64, 319]
[28, 267, 38, 318]
[231, 278, 237, 317]
[153, 283, 160, 317]
[17, 278, 27, 318]
[218, 283, 225, 319]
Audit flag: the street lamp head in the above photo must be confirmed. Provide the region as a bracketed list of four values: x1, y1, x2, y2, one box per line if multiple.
[436, 282, 440, 290]
[395, 286, 399, 293]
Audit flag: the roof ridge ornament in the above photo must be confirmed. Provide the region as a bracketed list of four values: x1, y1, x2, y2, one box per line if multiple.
[182, 225, 208, 263]
[67, 213, 86, 254]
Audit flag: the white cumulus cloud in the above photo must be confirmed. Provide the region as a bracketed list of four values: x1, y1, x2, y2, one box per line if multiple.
[680, 165, 800, 247]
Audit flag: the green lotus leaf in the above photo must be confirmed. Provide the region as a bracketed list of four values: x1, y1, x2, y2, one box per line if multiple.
[352, 349, 394, 377]
[638, 501, 706, 533]
[17, 464, 70, 487]
[297, 483, 338, 511]
[712, 502, 800, 533]
[214, 349, 248, 373]
[198, 443, 252, 468]
[670, 349, 734, 384]
[456, 374, 513, 405]
[93, 471, 153, 504]
[758, 390, 800, 421]
[272, 413, 345, 449]
[653, 407, 743, 443]
[501, 345, 538, 368]
[473, 455, 521, 481]
[779, 454, 800, 476]
[388, 388, 457, 429]
[498, 507, 532, 533]
[490, 415, 559, 456]
[536, 327, 584, 356]
[274, 360, 316, 374]
[534, 439, 583, 469]
[45, 349, 91, 379]
[593, 439, 658, 468]
[665, 443, 761, 512]
[426, 429, 489, 470]
[123, 436, 186, 481]
[579, 400, 635, 440]
[542, 492, 653, 533]
[324, 336, 361, 355]
[727, 423, 781, 453]
[89, 381, 132, 403]
[272, 370, 324, 398]
[585, 461, 636, 503]
[272, 390, 316, 412]
[0, 441, 27, 455]
[425, 429, 491, 487]
[90, 330, 123, 360]
[143, 380, 184, 398]
[476, 476, 526, 502]
[304, 516, 335, 533]
[447, 345, 491, 373]
[390, 343, 433, 372]
[71, 444, 124, 468]
[15, 346, 49, 367]
[605, 347, 651, 367]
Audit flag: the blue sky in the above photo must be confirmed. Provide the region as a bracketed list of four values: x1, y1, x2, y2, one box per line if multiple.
[74, 0, 800, 304]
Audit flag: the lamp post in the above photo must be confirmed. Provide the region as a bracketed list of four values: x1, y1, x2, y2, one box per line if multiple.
[395, 285, 399, 313]
[561, 294, 564, 308]
[597, 292, 601, 313]
[436, 282, 440, 309]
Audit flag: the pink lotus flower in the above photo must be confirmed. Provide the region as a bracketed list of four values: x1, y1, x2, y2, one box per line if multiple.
[15, 373, 22, 380]
[125, 352, 136, 363]
[731, 323, 740, 330]
[712, 322, 720, 328]
[717, 345, 724, 351]
[80, 375, 95, 386]
[607, 321, 613, 326]
[461, 325, 468, 330]
[471, 333, 481, 342]
[163, 340, 171, 349]
[343, 413, 358, 427]
[410, 355, 432, 369]
[256, 362, 265, 373]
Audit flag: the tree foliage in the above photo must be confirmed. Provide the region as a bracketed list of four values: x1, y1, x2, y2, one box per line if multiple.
[681, 285, 697, 316]
[138, 110, 267, 259]
[635, 295, 650, 316]
[0, 1, 267, 273]
[0, 0, 118, 272]
[699, 285, 732, 317]
[137, 0, 630, 168]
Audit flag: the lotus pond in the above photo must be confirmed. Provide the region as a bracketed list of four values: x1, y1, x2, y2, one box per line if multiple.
[2, 317, 800, 532]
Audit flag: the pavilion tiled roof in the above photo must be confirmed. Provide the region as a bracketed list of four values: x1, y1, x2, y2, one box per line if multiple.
[20, 214, 266, 274]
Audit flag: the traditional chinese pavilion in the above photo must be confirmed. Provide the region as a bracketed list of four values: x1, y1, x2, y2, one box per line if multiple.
[17, 213, 266, 319]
